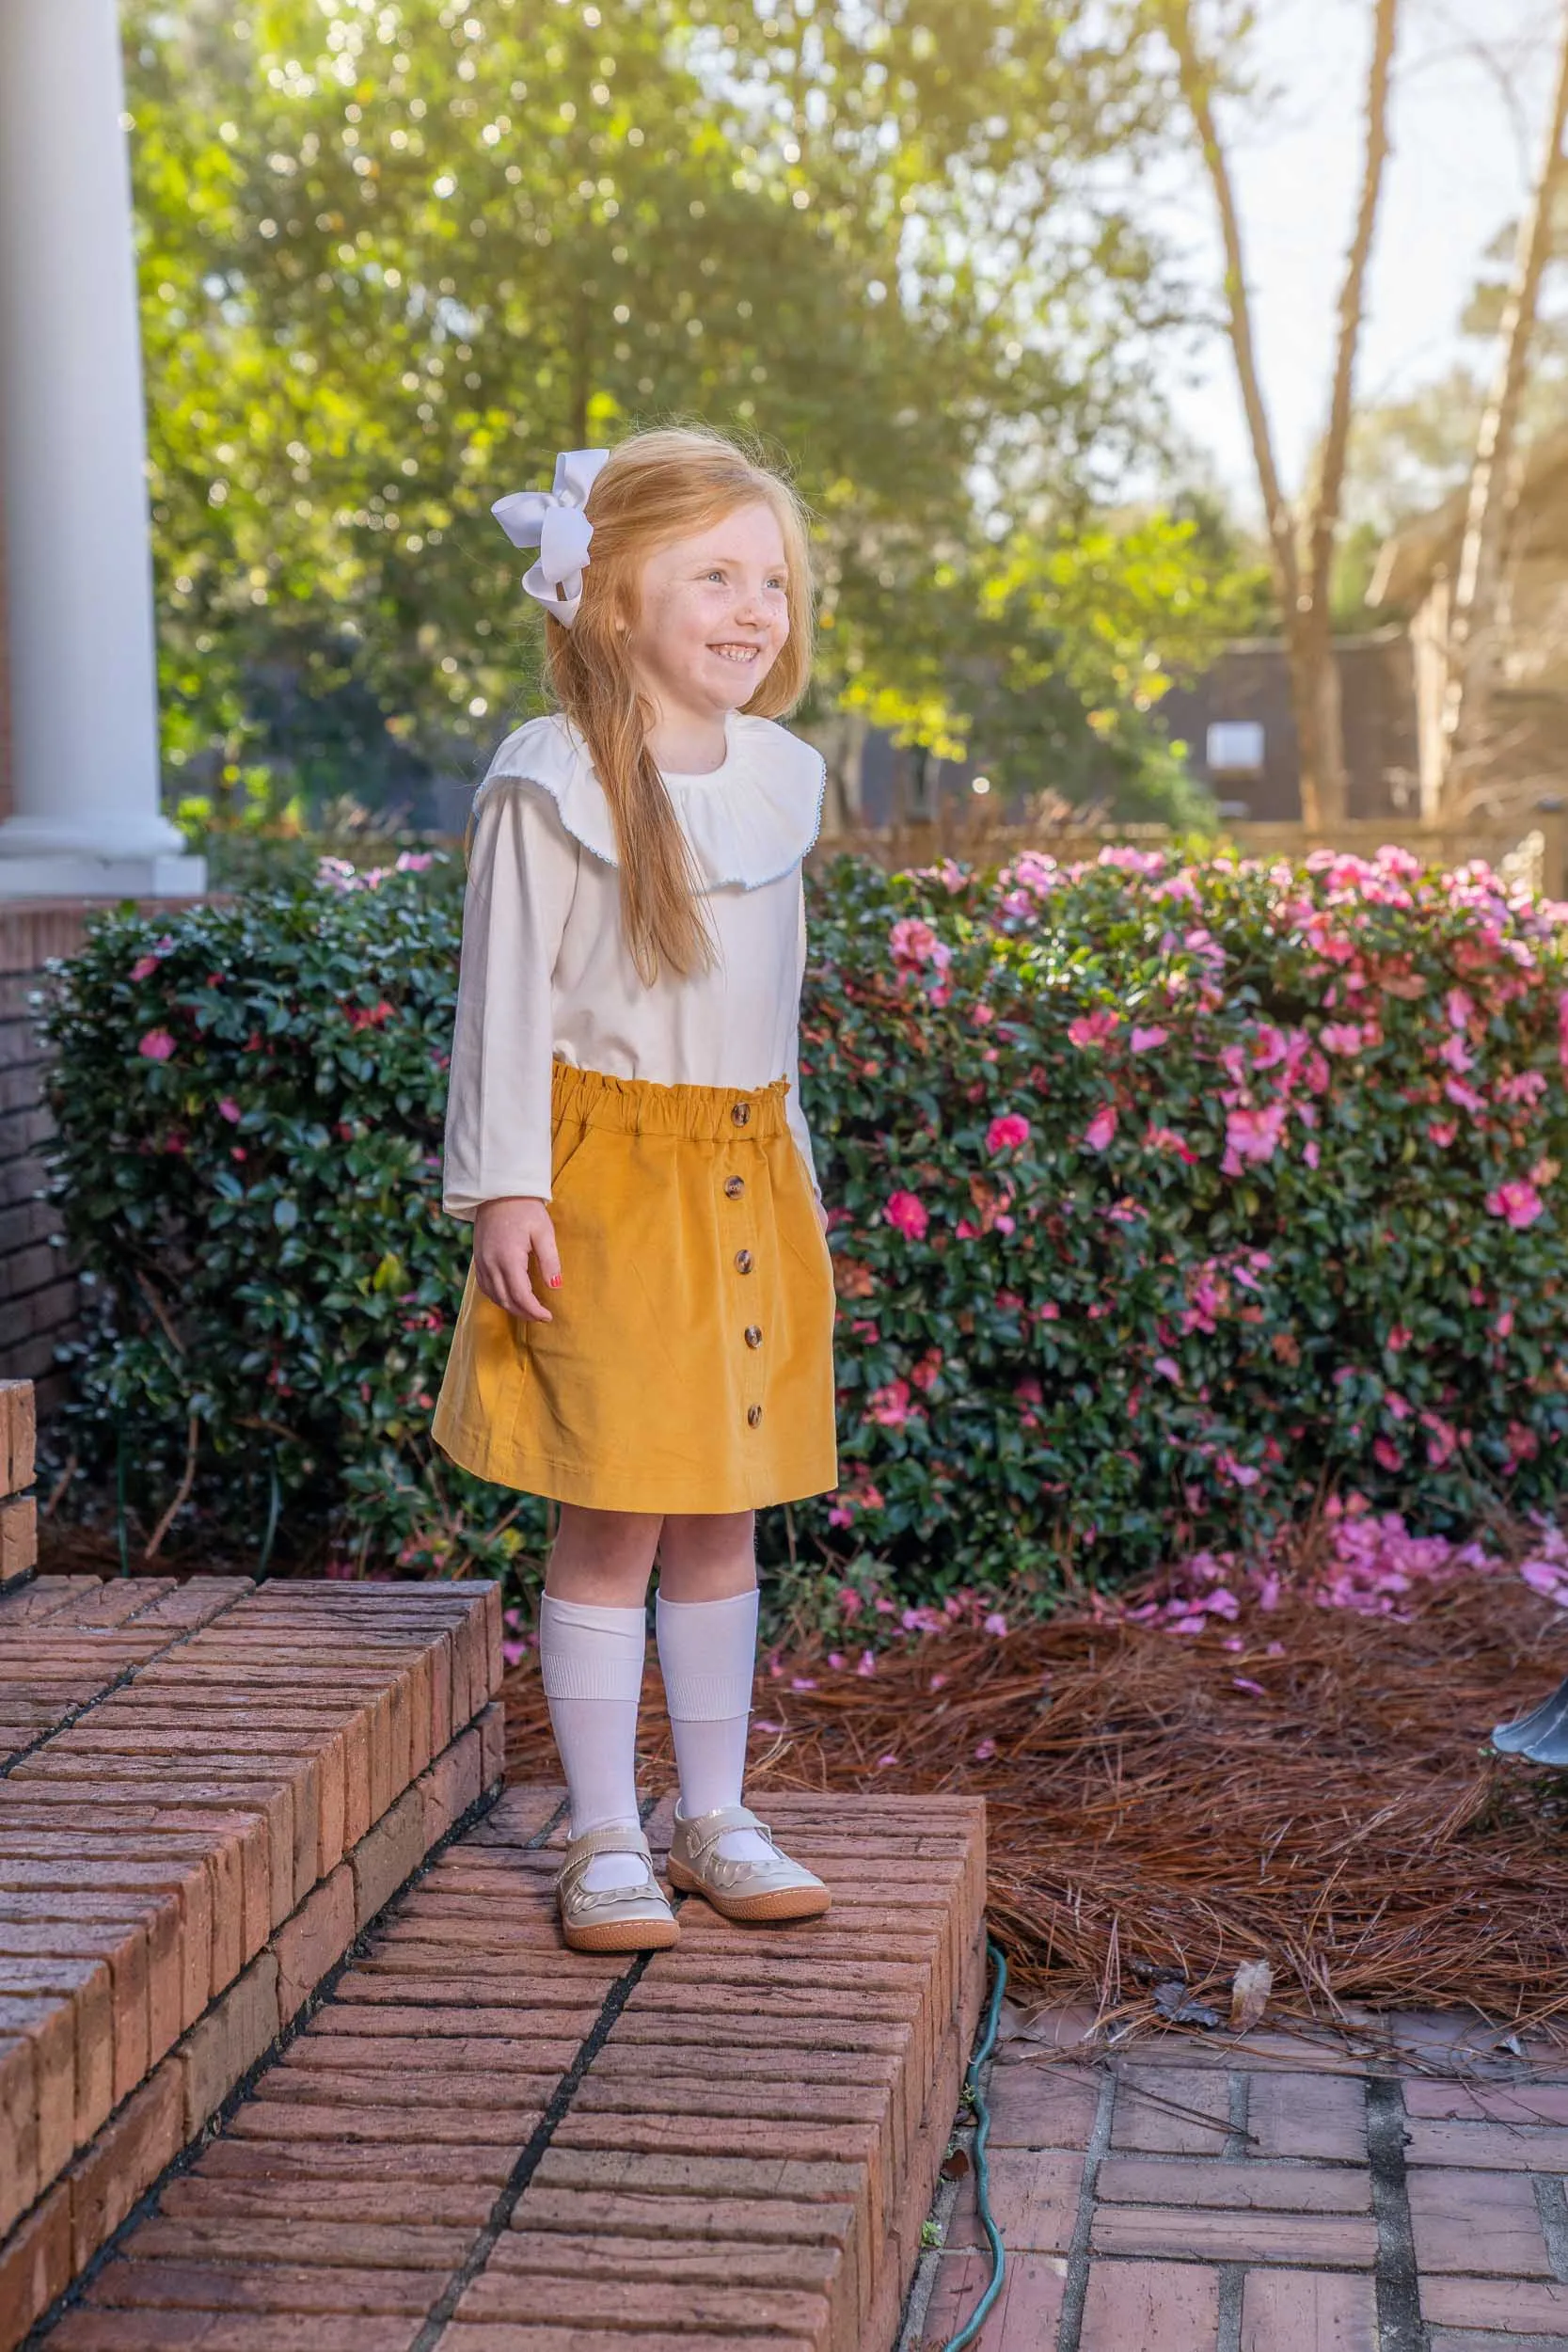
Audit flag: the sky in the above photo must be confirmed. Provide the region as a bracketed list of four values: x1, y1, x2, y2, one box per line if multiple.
[1157, 0, 1562, 514]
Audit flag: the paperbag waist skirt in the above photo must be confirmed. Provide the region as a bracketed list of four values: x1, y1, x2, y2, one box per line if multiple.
[432, 1062, 840, 1514]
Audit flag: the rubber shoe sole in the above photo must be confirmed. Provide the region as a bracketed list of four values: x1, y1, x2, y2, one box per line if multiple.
[666, 1855, 832, 1923]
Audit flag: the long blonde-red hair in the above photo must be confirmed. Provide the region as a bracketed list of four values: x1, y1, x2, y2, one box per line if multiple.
[541, 426, 815, 985]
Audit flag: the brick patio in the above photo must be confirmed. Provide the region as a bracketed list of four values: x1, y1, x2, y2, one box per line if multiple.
[909, 1998, 1568, 2350]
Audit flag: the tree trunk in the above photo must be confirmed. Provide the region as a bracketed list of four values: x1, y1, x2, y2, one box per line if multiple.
[1441, 2, 1568, 806]
[1161, 0, 1401, 831]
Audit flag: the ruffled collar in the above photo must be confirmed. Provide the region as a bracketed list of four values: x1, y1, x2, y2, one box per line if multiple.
[479, 709, 825, 893]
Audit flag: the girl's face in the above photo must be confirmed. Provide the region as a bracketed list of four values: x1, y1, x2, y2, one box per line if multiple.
[626, 500, 790, 725]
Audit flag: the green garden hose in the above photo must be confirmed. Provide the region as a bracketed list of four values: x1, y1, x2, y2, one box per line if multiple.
[940, 1936, 1008, 2351]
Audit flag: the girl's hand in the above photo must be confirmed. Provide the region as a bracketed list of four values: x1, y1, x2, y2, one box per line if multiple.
[473, 1196, 560, 1323]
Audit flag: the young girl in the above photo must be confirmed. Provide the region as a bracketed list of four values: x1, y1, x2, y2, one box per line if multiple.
[434, 427, 839, 1952]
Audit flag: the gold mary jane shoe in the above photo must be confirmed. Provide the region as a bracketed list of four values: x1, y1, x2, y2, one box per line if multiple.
[666, 1804, 832, 1924]
[556, 1822, 680, 1953]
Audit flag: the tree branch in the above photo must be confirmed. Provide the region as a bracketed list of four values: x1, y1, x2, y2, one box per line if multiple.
[1309, 0, 1402, 623]
[1158, 2, 1298, 609]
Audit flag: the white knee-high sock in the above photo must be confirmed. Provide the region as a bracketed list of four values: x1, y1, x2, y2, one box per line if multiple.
[538, 1594, 649, 1891]
[656, 1586, 773, 1865]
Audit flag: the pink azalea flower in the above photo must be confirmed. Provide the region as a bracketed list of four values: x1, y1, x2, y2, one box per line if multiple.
[1486, 1178, 1544, 1230]
[1153, 1356, 1180, 1381]
[217, 1097, 242, 1124]
[137, 1029, 176, 1061]
[394, 850, 435, 872]
[828, 1651, 846, 1670]
[129, 954, 161, 982]
[1427, 1120, 1459, 1147]
[1320, 1023, 1365, 1057]
[876, 1752, 899, 1767]
[1438, 1033, 1474, 1074]
[1446, 987, 1475, 1030]
[1131, 1025, 1168, 1052]
[888, 916, 945, 967]
[986, 1112, 1031, 1153]
[1224, 1102, 1288, 1166]
[884, 1189, 929, 1242]
[1496, 1308, 1514, 1339]
[983, 1612, 1008, 1637]
[972, 1003, 995, 1027]
[1232, 1677, 1266, 1697]
[1303, 1139, 1321, 1169]
[973, 1738, 997, 1761]
[1443, 1079, 1485, 1113]
[867, 1378, 913, 1428]
[857, 1650, 878, 1677]
[1068, 1009, 1120, 1049]
[929, 1672, 948, 1692]
[1039, 1301, 1061, 1320]
[1084, 1104, 1118, 1152]
[1145, 1124, 1198, 1164]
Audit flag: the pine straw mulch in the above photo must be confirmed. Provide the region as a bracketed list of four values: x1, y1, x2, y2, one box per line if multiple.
[501, 1573, 1568, 2042]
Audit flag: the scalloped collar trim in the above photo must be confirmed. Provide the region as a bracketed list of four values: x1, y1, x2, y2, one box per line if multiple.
[479, 709, 825, 893]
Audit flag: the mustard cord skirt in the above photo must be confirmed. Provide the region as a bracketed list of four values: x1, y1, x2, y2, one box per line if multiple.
[433, 1063, 840, 1515]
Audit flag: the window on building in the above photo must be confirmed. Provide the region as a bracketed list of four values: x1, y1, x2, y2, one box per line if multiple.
[1207, 721, 1265, 776]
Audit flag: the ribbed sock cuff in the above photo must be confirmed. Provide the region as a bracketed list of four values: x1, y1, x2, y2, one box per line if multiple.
[538, 1593, 647, 1705]
[656, 1585, 759, 1722]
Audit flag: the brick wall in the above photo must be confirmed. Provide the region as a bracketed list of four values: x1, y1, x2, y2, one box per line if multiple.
[0, 904, 94, 1414]
[0, 899, 208, 1417]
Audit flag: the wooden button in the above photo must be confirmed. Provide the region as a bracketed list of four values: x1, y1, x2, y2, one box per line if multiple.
[731, 1103, 751, 1126]
[747, 1405, 763, 1426]
[735, 1249, 753, 1274]
[724, 1175, 745, 1199]
[744, 1326, 763, 1348]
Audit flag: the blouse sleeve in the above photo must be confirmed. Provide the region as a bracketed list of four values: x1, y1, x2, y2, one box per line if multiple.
[442, 779, 579, 1219]
[784, 879, 823, 1204]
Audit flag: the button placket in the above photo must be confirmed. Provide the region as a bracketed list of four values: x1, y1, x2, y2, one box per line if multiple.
[722, 1119, 767, 1437]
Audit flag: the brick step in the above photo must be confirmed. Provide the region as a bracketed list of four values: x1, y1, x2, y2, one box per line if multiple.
[32, 1786, 986, 2351]
[0, 1578, 505, 2347]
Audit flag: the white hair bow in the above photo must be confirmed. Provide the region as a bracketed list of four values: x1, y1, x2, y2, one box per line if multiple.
[492, 448, 610, 628]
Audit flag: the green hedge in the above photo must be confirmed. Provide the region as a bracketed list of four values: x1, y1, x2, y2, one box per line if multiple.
[42, 840, 1568, 1607]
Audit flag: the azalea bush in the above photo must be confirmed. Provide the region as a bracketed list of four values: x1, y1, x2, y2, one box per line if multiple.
[800, 841, 1568, 1591]
[40, 838, 1568, 1606]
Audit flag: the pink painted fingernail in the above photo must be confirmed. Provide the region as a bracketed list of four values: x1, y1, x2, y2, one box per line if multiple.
[549, 1276, 562, 1288]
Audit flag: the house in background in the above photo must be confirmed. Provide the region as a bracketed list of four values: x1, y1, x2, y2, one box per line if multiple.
[809, 632, 1423, 833]
[1366, 424, 1568, 822]
[1154, 629, 1421, 821]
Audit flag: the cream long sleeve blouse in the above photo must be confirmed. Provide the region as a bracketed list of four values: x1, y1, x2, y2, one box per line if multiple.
[442, 707, 828, 1219]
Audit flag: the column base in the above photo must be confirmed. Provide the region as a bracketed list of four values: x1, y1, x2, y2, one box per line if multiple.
[0, 851, 208, 900]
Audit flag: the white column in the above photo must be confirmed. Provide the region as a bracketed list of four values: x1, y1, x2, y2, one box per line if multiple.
[0, 0, 204, 898]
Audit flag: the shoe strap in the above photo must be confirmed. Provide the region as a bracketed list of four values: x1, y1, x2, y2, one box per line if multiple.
[560, 1821, 653, 1892]
[682, 1804, 774, 1867]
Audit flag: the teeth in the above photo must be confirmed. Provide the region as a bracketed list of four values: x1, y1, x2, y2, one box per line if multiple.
[710, 644, 759, 661]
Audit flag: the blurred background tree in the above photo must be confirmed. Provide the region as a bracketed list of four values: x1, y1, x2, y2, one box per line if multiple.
[126, 0, 1264, 836]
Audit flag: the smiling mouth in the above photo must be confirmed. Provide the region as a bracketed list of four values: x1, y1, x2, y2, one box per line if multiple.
[708, 643, 763, 663]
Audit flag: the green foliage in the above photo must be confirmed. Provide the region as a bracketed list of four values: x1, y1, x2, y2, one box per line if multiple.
[126, 0, 1259, 811]
[42, 846, 1568, 1605]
